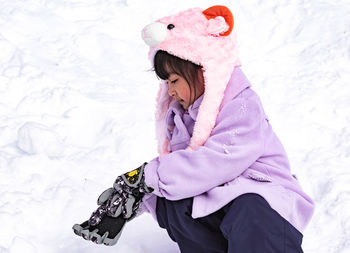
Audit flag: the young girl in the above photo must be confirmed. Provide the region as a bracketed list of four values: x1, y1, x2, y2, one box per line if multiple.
[73, 5, 314, 252]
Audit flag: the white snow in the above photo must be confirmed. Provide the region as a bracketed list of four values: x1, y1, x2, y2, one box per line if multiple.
[17, 122, 64, 157]
[0, 0, 349, 252]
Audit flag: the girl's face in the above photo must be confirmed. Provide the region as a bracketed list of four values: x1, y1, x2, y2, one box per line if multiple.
[167, 72, 204, 110]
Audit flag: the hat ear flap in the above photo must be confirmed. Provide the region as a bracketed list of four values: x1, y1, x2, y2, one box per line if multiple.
[203, 5, 234, 36]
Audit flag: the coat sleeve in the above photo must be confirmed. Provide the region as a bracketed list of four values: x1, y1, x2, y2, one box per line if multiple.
[144, 94, 267, 200]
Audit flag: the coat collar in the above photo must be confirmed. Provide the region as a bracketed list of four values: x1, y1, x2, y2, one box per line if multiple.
[189, 67, 251, 120]
[219, 67, 251, 111]
[166, 67, 251, 123]
[187, 94, 204, 120]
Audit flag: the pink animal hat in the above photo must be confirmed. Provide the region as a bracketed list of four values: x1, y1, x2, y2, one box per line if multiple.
[141, 5, 241, 155]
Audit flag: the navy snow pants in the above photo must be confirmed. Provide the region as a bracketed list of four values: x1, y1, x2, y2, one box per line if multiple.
[156, 193, 303, 253]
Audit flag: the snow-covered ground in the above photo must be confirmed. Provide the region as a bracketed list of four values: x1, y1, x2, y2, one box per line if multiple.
[0, 0, 349, 252]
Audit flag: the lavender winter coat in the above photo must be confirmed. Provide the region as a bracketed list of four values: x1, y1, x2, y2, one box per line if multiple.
[142, 67, 314, 233]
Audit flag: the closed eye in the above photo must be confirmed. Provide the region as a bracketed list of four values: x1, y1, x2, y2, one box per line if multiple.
[170, 79, 178, 84]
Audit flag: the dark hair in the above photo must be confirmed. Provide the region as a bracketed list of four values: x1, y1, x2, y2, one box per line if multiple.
[153, 50, 203, 105]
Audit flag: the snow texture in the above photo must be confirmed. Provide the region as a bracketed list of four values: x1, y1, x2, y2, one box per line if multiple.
[0, 0, 349, 252]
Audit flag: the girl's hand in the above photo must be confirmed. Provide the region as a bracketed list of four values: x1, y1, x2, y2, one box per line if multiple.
[72, 163, 153, 246]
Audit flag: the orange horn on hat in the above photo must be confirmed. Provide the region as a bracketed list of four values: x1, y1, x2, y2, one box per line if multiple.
[202, 5, 234, 36]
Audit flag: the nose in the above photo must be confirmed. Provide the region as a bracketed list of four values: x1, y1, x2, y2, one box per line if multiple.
[141, 22, 167, 47]
[168, 85, 176, 97]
